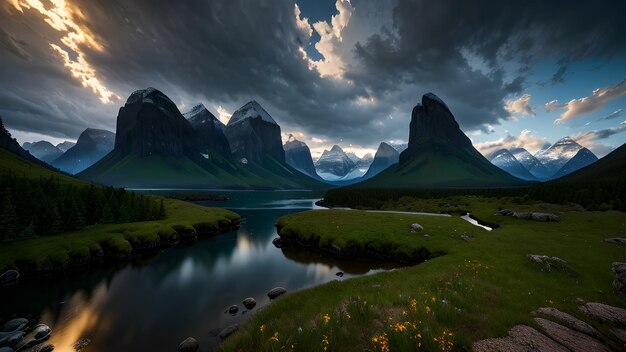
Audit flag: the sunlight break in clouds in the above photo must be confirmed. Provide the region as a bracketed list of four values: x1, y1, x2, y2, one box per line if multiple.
[504, 94, 535, 117]
[9, 0, 120, 103]
[473, 129, 550, 157]
[295, 0, 353, 79]
[552, 79, 626, 124]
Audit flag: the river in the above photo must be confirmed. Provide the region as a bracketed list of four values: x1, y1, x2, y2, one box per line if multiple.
[0, 191, 400, 352]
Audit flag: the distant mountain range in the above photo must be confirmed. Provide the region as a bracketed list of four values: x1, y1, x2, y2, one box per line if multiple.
[78, 88, 324, 189]
[486, 137, 598, 181]
[52, 128, 115, 174]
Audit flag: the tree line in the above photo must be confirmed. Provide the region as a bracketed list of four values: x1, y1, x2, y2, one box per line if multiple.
[0, 173, 165, 241]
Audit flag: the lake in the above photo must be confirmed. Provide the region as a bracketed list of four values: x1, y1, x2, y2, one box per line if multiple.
[0, 191, 400, 352]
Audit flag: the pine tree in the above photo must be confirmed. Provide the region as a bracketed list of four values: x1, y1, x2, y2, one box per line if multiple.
[0, 192, 19, 240]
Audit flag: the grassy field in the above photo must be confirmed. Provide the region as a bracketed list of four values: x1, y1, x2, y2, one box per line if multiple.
[221, 197, 626, 351]
[0, 197, 240, 273]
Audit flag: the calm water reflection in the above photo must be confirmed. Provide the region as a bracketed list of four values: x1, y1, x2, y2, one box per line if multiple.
[0, 191, 398, 351]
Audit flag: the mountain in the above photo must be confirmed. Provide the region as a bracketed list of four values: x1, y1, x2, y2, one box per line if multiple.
[362, 142, 399, 180]
[551, 143, 625, 184]
[284, 136, 320, 179]
[314, 145, 356, 179]
[80, 88, 324, 189]
[52, 128, 115, 174]
[509, 147, 550, 179]
[534, 137, 585, 178]
[340, 153, 374, 180]
[56, 141, 76, 153]
[183, 103, 232, 159]
[22, 141, 63, 163]
[551, 147, 598, 179]
[390, 143, 408, 153]
[346, 152, 360, 163]
[0, 116, 49, 167]
[223, 101, 284, 163]
[489, 149, 537, 181]
[355, 93, 524, 188]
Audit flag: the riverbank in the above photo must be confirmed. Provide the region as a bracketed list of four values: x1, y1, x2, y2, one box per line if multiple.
[221, 197, 626, 351]
[0, 198, 240, 276]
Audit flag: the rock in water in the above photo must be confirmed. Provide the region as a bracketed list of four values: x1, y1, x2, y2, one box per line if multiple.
[228, 305, 239, 314]
[243, 297, 257, 310]
[613, 262, 626, 300]
[219, 324, 239, 340]
[267, 287, 287, 299]
[32, 324, 51, 341]
[1, 318, 27, 333]
[177, 337, 198, 352]
[224, 101, 284, 163]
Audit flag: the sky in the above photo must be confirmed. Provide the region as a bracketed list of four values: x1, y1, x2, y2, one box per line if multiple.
[0, 0, 625, 159]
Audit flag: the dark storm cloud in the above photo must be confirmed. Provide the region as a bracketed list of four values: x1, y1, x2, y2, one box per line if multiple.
[347, 0, 626, 131]
[1, 0, 625, 148]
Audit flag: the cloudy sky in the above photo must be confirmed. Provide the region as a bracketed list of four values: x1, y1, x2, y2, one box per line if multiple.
[1, 0, 625, 159]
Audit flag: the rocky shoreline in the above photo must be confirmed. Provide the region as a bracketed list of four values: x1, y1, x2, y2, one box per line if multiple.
[5, 219, 241, 279]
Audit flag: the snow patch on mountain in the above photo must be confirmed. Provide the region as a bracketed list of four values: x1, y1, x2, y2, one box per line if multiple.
[227, 101, 277, 126]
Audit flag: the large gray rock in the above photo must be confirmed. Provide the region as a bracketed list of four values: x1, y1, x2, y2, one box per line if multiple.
[580, 302, 626, 324]
[533, 307, 598, 337]
[219, 324, 239, 340]
[527, 254, 569, 272]
[605, 238, 626, 245]
[243, 297, 257, 310]
[267, 287, 287, 299]
[534, 318, 610, 352]
[177, 337, 198, 352]
[2, 318, 27, 333]
[473, 325, 568, 352]
[410, 223, 423, 233]
[530, 212, 559, 222]
[613, 262, 626, 300]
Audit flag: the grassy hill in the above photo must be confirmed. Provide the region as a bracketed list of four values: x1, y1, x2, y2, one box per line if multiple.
[0, 148, 83, 186]
[79, 150, 327, 189]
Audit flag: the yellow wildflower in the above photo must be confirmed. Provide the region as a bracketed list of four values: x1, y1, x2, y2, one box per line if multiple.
[323, 313, 331, 324]
[270, 331, 279, 342]
[425, 305, 431, 314]
[259, 324, 265, 333]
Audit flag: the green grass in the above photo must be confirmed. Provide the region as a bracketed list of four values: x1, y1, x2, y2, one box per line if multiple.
[0, 197, 239, 272]
[0, 148, 84, 186]
[221, 197, 626, 351]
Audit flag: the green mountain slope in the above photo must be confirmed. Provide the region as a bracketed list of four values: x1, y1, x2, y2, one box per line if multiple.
[79, 150, 326, 189]
[551, 142, 625, 184]
[0, 148, 84, 186]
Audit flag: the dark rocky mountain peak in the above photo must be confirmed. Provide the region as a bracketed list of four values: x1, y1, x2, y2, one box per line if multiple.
[224, 101, 284, 163]
[115, 87, 198, 158]
[183, 103, 231, 159]
[284, 136, 319, 178]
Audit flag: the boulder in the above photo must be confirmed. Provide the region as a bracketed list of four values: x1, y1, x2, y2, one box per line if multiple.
[534, 318, 609, 352]
[0, 270, 19, 286]
[610, 328, 626, 344]
[228, 305, 239, 315]
[271, 237, 282, 248]
[533, 307, 598, 337]
[527, 254, 570, 272]
[580, 302, 626, 324]
[2, 319, 28, 333]
[473, 325, 568, 352]
[605, 238, 626, 245]
[177, 337, 198, 352]
[530, 212, 559, 221]
[410, 223, 423, 232]
[32, 325, 51, 342]
[0, 331, 23, 348]
[267, 287, 287, 299]
[495, 209, 514, 216]
[242, 297, 257, 310]
[219, 324, 239, 340]
[513, 212, 532, 220]
[613, 262, 626, 300]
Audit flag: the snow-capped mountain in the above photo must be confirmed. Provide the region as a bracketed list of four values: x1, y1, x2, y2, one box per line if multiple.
[184, 103, 231, 159]
[552, 147, 598, 179]
[224, 100, 284, 163]
[284, 136, 319, 179]
[341, 153, 373, 180]
[489, 149, 536, 181]
[346, 152, 361, 163]
[534, 136, 586, 178]
[389, 143, 408, 153]
[56, 141, 76, 153]
[227, 100, 277, 126]
[22, 141, 63, 163]
[314, 145, 355, 178]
